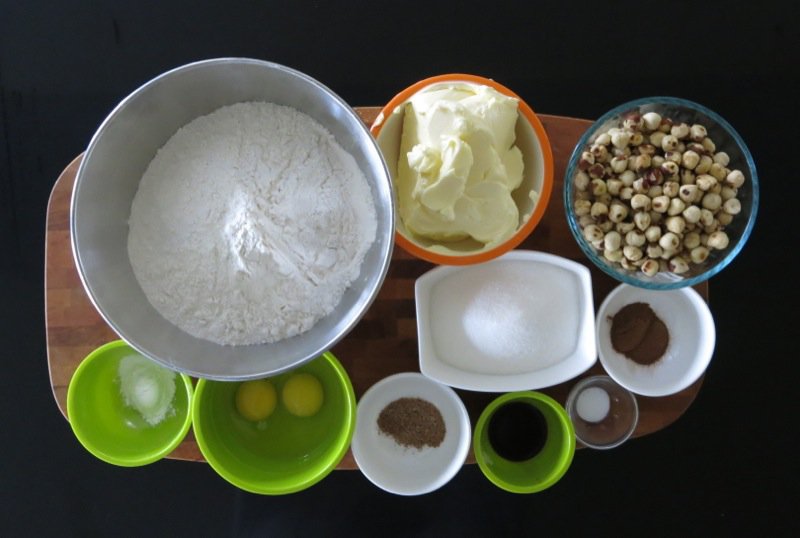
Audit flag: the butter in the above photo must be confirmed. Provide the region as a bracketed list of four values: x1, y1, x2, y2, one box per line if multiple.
[396, 83, 529, 246]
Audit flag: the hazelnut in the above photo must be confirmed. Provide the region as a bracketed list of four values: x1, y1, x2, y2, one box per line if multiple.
[642, 112, 662, 131]
[694, 155, 713, 174]
[641, 259, 660, 276]
[668, 256, 690, 274]
[661, 134, 680, 152]
[707, 230, 730, 250]
[725, 169, 746, 188]
[690, 124, 708, 141]
[681, 150, 701, 170]
[713, 151, 730, 167]
[611, 130, 632, 149]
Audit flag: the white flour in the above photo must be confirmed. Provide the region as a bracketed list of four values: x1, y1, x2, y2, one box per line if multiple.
[127, 102, 377, 346]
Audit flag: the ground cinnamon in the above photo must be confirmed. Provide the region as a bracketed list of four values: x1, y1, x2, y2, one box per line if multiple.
[377, 397, 446, 449]
[609, 302, 669, 365]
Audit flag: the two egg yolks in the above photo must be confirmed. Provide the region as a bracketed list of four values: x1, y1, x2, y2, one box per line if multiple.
[235, 373, 324, 421]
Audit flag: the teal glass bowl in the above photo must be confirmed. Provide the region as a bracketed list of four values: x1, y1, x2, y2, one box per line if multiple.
[564, 96, 758, 290]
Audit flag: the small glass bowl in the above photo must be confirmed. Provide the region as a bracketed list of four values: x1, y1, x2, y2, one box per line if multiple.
[564, 96, 759, 290]
[565, 375, 638, 450]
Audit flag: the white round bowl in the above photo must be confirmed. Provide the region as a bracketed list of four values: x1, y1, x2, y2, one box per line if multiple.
[596, 283, 715, 397]
[351, 373, 470, 496]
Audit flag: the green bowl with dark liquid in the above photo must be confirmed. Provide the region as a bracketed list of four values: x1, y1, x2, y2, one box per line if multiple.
[473, 391, 575, 493]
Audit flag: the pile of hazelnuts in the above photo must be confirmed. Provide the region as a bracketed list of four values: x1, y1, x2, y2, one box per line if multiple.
[572, 110, 746, 277]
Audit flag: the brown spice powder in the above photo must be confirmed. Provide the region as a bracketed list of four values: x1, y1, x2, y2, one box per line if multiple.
[609, 302, 670, 365]
[377, 397, 446, 449]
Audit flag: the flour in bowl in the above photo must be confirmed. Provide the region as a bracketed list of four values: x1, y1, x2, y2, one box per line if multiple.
[127, 102, 377, 345]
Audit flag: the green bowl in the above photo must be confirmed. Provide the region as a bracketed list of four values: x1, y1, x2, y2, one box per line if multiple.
[473, 391, 575, 493]
[66, 340, 194, 467]
[192, 351, 356, 495]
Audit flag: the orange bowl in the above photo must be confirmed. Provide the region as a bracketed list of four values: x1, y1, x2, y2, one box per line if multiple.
[371, 74, 554, 265]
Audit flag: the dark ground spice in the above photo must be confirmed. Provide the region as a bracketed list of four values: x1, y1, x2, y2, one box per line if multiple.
[609, 302, 670, 365]
[377, 397, 446, 449]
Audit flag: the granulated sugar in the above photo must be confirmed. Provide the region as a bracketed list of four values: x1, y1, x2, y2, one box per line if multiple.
[428, 260, 581, 374]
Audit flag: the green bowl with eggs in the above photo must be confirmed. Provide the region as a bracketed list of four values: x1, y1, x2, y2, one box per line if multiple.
[66, 340, 194, 467]
[192, 351, 356, 494]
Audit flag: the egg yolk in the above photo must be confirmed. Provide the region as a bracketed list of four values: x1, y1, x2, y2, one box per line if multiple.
[235, 379, 277, 422]
[282, 373, 324, 417]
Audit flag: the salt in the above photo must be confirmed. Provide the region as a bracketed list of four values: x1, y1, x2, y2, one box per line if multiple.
[118, 354, 177, 426]
[576, 387, 610, 423]
[132, 376, 159, 409]
[428, 260, 582, 375]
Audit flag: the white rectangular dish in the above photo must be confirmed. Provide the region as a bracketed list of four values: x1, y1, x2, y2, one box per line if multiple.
[415, 250, 596, 392]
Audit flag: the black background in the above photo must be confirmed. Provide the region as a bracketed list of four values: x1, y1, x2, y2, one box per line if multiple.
[2, 1, 797, 536]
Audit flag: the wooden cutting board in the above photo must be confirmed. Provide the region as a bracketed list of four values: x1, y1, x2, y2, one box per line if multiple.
[45, 107, 706, 468]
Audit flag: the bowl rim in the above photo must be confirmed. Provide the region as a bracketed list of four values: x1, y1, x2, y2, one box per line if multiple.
[472, 391, 575, 494]
[350, 371, 471, 496]
[563, 95, 759, 290]
[371, 73, 554, 265]
[66, 339, 194, 467]
[191, 351, 357, 495]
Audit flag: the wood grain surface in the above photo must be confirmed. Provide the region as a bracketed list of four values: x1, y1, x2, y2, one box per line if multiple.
[45, 107, 707, 469]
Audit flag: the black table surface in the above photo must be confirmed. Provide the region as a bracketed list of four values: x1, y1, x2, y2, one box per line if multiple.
[2, 1, 797, 536]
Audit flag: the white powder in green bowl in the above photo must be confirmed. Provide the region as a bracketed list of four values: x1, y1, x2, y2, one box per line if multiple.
[118, 354, 177, 426]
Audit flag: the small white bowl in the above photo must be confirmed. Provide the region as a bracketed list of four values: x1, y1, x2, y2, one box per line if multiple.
[596, 283, 715, 397]
[351, 373, 470, 496]
[415, 250, 596, 392]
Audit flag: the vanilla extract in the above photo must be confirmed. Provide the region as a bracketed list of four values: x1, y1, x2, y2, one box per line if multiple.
[487, 401, 548, 462]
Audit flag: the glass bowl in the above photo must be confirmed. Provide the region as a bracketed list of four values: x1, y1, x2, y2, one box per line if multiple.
[564, 96, 758, 290]
[565, 375, 638, 450]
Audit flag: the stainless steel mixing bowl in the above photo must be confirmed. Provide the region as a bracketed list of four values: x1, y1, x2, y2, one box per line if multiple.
[71, 58, 394, 380]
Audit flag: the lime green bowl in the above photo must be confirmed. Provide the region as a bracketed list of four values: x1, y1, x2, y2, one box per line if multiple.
[66, 340, 194, 467]
[192, 351, 356, 495]
[473, 391, 575, 494]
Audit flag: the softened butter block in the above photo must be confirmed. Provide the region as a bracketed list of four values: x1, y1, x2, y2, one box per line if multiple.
[396, 83, 527, 246]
